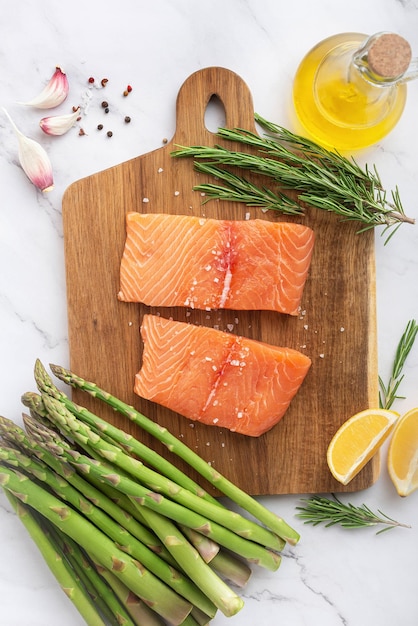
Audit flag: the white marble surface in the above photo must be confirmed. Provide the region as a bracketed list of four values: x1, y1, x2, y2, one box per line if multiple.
[1, 0, 418, 624]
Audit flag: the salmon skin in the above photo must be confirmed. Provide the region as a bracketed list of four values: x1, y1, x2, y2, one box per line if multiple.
[135, 314, 312, 437]
[118, 213, 314, 315]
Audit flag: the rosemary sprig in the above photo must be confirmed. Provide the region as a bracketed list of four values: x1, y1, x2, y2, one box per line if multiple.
[379, 319, 418, 409]
[295, 495, 410, 534]
[172, 114, 415, 242]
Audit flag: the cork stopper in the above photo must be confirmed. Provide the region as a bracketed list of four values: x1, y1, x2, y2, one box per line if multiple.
[367, 33, 412, 79]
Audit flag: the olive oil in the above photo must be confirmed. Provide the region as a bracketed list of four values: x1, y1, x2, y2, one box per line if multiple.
[292, 33, 408, 152]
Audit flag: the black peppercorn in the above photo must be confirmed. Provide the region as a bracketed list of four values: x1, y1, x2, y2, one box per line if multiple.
[107, 131, 113, 137]
[97, 124, 103, 130]
[124, 116, 131, 123]
[101, 101, 108, 108]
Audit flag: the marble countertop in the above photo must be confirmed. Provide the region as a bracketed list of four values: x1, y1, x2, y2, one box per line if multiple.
[1, 0, 418, 624]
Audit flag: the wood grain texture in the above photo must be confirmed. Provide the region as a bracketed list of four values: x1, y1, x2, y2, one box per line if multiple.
[61, 67, 378, 496]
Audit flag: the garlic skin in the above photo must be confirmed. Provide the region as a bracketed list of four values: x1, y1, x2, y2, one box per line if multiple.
[2, 108, 54, 192]
[20, 66, 69, 109]
[40, 107, 80, 136]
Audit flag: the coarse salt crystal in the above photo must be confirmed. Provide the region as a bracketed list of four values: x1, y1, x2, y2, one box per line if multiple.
[158, 167, 163, 173]
[230, 359, 240, 366]
[304, 324, 309, 330]
[174, 191, 180, 196]
[319, 353, 325, 358]
[143, 197, 149, 203]
[226, 323, 234, 332]
[340, 327, 345, 332]
[213, 417, 219, 423]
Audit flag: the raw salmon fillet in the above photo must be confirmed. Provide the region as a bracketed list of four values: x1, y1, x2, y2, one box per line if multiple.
[118, 213, 314, 315]
[135, 314, 312, 437]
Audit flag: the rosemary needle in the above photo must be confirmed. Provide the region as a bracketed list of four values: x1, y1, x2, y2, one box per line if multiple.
[172, 114, 415, 242]
[296, 495, 410, 534]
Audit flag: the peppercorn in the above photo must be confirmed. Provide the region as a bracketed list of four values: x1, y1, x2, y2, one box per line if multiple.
[97, 124, 103, 130]
[124, 116, 131, 123]
[88, 77, 95, 84]
[123, 90, 129, 97]
[104, 107, 109, 114]
[101, 101, 108, 108]
[101, 78, 108, 87]
[107, 131, 113, 137]
[127, 85, 133, 93]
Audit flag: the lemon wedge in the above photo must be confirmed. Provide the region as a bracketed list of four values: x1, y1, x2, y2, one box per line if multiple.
[387, 407, 418, 496]
[327, 408, 399, 485]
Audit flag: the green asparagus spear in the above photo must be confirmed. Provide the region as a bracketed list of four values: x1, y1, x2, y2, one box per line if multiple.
[3, 491, 109, 626]
[44, 523, 133, 626]
[91, 561, 167, 626]
[0, 465, 193, 625]
[46, 361, 300, 545]
[131, 504, 244, 617]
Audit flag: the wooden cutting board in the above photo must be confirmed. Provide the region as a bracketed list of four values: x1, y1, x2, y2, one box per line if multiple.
[62, 66, 378, 496]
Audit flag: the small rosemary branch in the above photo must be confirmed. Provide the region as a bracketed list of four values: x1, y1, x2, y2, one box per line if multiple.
[296, 495, 410, 534]
[379, 318, 418, 409]
[172, 114, 415, 242]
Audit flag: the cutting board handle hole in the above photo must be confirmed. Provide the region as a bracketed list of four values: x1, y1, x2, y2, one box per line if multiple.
[204, 95, 226, 133]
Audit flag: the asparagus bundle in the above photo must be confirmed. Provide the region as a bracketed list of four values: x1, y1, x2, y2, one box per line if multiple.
[0, 360, 300, 625]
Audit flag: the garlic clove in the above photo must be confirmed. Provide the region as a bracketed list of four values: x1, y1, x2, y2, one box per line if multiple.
[40, 106, 80, 136]
[19, 66, 69, 109]
[2, 108, 54, 192]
